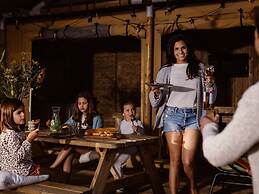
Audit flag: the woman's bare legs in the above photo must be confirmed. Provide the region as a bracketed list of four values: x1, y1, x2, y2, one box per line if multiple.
[50, 147, 72, 168]
[165, 131, 183, 194]
[182, 129, 200, 194]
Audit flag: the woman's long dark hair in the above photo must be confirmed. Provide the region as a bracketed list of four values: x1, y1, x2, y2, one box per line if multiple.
[166, 34, 200, 79]
[72, 91, 95, 127]
[0, 98, 25, 132]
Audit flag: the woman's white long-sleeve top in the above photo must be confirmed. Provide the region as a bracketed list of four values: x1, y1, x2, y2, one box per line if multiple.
[149, 63, 216, 129]
[202, 81, 259, 194]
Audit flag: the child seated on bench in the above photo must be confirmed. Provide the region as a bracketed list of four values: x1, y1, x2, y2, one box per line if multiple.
[0, 98, 41, 176]
[112, 101, 144, 178]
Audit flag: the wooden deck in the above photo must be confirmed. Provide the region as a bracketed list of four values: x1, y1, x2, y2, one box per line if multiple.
[140, 159, 253, 194]
[2, 157, 252, 194]
[32, 157, 252, 194]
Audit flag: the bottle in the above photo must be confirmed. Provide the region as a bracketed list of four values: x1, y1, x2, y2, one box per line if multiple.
[204, 66, 216, 118]
[50, 106, 61, 133]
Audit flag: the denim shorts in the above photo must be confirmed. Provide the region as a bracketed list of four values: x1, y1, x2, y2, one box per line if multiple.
[163, 106, 199, 132]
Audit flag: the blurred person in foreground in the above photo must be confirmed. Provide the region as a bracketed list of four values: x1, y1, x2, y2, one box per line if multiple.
[200, 6, 259, 194]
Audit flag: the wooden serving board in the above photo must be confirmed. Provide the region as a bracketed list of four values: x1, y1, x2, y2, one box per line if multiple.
[84, 128, 126, 140]
[85, 128, 117, 133]
[84, 134, 123, 140]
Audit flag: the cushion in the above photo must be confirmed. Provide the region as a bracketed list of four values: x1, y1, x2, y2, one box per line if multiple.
[0, 170, 49, 190]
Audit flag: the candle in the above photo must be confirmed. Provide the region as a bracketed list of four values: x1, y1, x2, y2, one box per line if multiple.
[203, 91, 207, 102]
[209, 92, 213, 105]
[28, 88, 33, 121]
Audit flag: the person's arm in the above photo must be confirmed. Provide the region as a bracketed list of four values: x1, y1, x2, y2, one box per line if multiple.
[4, 131, 31, 163]
[92, 115, 103, 129]
[64, 116, 76, 126]
[149, 67, 168, 108]
[201, 83, 259, 167]
[132, 120, 144, 135]
[149, 90, 164, 107]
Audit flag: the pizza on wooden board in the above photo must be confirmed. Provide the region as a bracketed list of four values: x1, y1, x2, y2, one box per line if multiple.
[85, 128, 118, 137]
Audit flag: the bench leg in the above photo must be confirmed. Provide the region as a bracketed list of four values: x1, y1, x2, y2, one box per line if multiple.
[90, 148, 117, 194]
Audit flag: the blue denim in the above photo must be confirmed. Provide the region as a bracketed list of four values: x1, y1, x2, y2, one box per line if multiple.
[163, 106, 199, 132]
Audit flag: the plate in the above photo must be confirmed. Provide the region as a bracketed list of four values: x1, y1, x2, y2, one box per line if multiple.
[145, 82, 175, 88]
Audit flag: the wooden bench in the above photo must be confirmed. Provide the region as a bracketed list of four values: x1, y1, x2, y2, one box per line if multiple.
[16, 181, 90, 194]
[154, 159, 169, 169]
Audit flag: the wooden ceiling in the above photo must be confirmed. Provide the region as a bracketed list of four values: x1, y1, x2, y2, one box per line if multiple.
[0, 0, 253, 27]
[0, 0, 231, 20]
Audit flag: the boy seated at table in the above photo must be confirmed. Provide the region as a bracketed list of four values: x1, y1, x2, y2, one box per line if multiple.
[111, 101, 144, 178]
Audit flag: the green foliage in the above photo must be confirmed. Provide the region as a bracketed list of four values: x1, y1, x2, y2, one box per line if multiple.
[0, 50, 44, 100]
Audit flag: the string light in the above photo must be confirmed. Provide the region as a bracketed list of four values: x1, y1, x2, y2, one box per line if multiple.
[190, 17, 196, 29]
[15, 20, 19, 30]
[220, 0, 225, 8]
[239, 8, 244, 27]
[33, 4, 253, 40]
[125, 19, 130, 36]
[130, 9, 136, 18]
[95, 23, 99, 37]
[175, 14, 181, 30]
[88, 16, 93, 23]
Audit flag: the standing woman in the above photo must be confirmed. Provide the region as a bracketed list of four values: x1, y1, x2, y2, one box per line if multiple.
[149, 34, 216, 194]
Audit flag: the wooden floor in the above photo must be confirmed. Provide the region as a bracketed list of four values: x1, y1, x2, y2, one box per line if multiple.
[38, 156, 253, 194]
[139, 158, 253, 194]
[139, 160, 253, 194]
[140, 183, 253, 194]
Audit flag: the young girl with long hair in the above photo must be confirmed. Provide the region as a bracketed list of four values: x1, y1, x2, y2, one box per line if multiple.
[50, 91, 102, 179]
[0, 98, 40, 176]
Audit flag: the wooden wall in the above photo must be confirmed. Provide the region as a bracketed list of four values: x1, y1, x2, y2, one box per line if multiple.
[93, 51, 141, 126]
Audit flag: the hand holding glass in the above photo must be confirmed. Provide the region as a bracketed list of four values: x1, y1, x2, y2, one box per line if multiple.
[27, 119, 40, 131]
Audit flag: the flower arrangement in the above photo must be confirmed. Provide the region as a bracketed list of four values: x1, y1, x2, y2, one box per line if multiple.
[0, 50, 45, 100]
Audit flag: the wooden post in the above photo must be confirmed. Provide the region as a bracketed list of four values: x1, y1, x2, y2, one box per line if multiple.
[140, 39, 146, 125]
[152, 31, 161, 129]
[144, 5, 154, 132]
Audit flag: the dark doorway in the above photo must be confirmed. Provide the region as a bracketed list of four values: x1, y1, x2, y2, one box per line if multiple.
[32, 36, 141, 126]
[32, 38, 93, 123]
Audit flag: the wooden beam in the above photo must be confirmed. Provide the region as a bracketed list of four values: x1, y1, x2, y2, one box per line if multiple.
[141, 38, 147, 125]
[152, 30, 161, 129]
[143, 5, 154, 132]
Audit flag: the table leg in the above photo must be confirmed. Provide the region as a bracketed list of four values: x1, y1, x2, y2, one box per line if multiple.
[90, 148, 117, 194]
[139, 144, 165, 194]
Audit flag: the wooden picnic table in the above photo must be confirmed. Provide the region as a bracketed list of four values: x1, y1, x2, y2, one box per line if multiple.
[35, 130, 165, 194]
